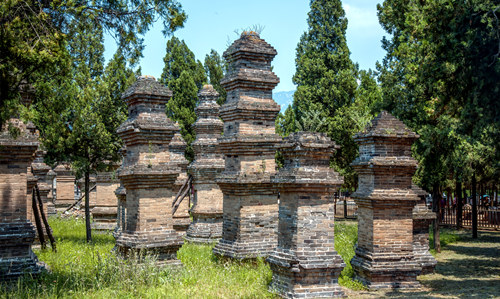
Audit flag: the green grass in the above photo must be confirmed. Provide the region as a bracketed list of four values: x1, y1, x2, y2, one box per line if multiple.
[1, 217, 366, 298]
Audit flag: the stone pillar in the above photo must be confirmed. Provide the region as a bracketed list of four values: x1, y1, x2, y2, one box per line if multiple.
[54, 163, 75, 213]
[186, 84, 225, 243]
[213, 32, 281, 259]
[170, 131, 191, 236]
[412, 184, 437, 274]
[92, 163, 120, 231]
[114, 76, 182, 266]
[268, 132, 345, 298]
[350, 111, 422, 289]
[0, 118, 44, 281]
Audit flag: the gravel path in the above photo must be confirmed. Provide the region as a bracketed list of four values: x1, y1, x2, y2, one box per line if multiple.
[345, 230, 500, 298]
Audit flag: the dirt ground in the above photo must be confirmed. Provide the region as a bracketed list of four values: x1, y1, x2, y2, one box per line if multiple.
[345, 230, 500, 298]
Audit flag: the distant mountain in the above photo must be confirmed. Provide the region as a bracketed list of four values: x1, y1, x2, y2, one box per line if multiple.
[273, 90, 295, 113]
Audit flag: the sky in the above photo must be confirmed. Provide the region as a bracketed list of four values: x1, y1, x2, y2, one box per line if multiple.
[104, 0, 386, 92]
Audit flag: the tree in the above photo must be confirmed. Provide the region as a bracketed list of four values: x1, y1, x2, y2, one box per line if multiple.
[160, 37, 207, 161]
[33, 14, 135, 242]
[0, 0, 186, 128]
[377, 0, 500, 238]
[204, 50, 226, 105]
[288, 0, 381, 188]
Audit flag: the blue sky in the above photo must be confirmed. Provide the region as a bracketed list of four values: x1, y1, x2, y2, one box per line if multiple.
[104, 1, 386, 92]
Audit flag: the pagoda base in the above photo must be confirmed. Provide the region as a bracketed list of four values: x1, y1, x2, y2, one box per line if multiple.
[267, 250, 344, 298]
[413, 219, 436, 275]
[185, 214, 222, 244]
[213, 238, 277, 259]
[351, 248, 422, 290]
[173, 217, 191, 237]
[115, 230, 183, 266]
[0, 222, 46, 281]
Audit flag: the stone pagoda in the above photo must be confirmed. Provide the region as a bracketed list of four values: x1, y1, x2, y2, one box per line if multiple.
[412, 184, 437, 274]
[0, 118, 44, 281]
[54, 163, 75, 213]
[268, 132, 345, 298]
[213, 32, 281, 259]
[170, 131, 191, 236]
[186, 84, 225, 243]
[114, 76, 183, 266]
[92, 162, 120, 231]
[350, 111, 422, 289]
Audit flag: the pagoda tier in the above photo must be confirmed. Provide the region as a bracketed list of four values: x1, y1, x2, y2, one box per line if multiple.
[170, 131, 190, 236]
[186, 85, 225, 243]
[268, 132, 345, 298]
[350, 111, 423, 289]
[0, 118, 44, 281]
[213, 32, 281, 259]
[115, 76, 182, 266]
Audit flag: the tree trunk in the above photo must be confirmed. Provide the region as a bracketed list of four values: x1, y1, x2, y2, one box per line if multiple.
[32, 188, 46, 249]
[85, 170, 92, 243]
[472, 173, 478, 239]
[432, 183, 441, 253]
[456, 180, 463, 230]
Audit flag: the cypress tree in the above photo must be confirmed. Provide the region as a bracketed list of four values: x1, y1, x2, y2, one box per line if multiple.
[160, 37, 207, 161]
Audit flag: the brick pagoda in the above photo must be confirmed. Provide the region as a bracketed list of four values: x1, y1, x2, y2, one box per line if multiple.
[0, 118, 44, 280]
[350, 111, 422, 289]
[114, 76, 183, 266]
[213, 32, 281, 259]
[186, 84, 225, 243]
[268, 132, 345, 298]
[54, 163, 75, 213]
[170, 131, 191, 236]
[92, 162, 120, 231]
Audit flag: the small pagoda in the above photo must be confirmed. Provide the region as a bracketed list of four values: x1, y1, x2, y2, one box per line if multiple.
[186, 84, 225, 243]
[114, 76, 182, 266]
[350, 111, 423, 289]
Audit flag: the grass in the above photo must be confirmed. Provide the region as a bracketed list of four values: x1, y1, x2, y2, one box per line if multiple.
[1, 217, 363, 298]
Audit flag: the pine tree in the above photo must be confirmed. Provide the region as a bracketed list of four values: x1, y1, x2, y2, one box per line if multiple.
[204, 49, 226, 105]
[160, 37, 207, 161]
[288, 0, 380, 188]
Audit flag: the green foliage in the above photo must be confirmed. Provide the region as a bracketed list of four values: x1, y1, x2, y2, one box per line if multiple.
[286, 0, 382, 189]
[0, 0, 186, 128]
[161, 37, 207, 161]
[204, 49, 227, 105]
[377, 0, 500, 191]
[334, 222, 366, 290]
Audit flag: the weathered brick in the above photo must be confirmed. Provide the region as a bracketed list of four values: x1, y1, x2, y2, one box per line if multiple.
[268, 132, 345, 298]
[0, 116, 45, 281]
[213, 32, 281, 259]
[114, 76, 183, 266]
[350, 111, 423, 289]
[186, 85, 225, 244]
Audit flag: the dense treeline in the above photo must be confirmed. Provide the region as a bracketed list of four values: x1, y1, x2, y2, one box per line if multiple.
[280, 0, 499, 205]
